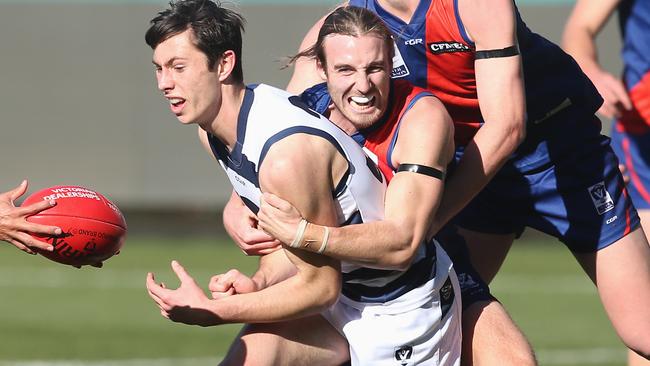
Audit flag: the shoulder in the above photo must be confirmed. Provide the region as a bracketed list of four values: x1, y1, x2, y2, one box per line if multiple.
[404, 94, 452, 131]
[457, 0, 516, 44]
[259, 133, 339, 187]
[396, 95, 454, 162]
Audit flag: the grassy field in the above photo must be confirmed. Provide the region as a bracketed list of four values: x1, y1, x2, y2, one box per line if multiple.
[0, 235, 626, 365]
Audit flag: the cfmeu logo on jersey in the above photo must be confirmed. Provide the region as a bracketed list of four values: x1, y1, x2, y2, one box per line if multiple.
[588, 182, 614, 215]
[394, 345, 413, 366]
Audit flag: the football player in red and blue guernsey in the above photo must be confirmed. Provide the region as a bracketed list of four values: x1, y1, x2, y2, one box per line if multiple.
[564, 1, 650, 364]
[225, 5, 536, 365]
[280, 0, 650, 362]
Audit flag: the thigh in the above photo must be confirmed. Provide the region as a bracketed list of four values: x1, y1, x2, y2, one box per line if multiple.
[456, 227, 515, 284]
[220, 315, 349, 366]
[573, 228, 650, 355]
[462, 300, 536, 366]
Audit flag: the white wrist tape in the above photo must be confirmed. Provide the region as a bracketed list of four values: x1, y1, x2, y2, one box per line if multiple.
[290, 219, 308, 248]
[317, 226, 330, 254]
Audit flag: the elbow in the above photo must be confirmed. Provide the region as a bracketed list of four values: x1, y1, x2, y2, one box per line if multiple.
[390, 249, 416, 271]
[506, 116, 526, 150]
[307, 271, 341, 309]
[385, 237, 420, 271]
[320, 282, 341, 309]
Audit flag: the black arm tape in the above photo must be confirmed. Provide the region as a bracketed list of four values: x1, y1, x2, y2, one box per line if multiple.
[396, 164, 445, 180]
[474, 45, 520, 60]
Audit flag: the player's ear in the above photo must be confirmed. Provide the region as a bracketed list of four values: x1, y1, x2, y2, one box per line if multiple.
[217, 50, 237, 82]
[316, 59, 327, 81]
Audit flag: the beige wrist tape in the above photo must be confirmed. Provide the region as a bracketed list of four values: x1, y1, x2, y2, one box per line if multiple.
[290, 219, 308, 248]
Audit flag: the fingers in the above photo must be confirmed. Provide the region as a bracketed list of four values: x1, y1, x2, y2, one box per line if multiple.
[13, 216, 61, 239]
[7, 238, 36, 255]
[18, 198, 58, 217]
[240, 242, 282, 256]
[253, 245, 283, 255]
[171, 260, 197, 286]
[611, 81, 632, 111]
[208, 272, 235, 293]
[7, 180, 28, 202]
[261, 192, 291, 211]
[146, 272, 168, 307]
[11, 232, 54, 252]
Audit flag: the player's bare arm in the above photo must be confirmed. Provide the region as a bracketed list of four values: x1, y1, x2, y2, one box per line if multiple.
[0, 180, 60, 254]
[147, 134, 343, 325]
[208, 249, 295, 299]
[258, 96, 454, 270]
[432, 0, 526, 231]
[562, 0, 631, 118]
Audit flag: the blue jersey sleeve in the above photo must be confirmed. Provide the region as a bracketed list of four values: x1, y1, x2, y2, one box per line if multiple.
[299, 82, 332, 115]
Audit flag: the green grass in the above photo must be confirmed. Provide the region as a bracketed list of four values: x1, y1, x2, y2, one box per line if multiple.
[0, 236, 627, 365]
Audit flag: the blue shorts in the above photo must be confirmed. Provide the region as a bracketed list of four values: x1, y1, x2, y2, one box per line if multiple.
[454, 114, 640, 253]
[610, 121, 650, 210]
[435, 225, 495, 310]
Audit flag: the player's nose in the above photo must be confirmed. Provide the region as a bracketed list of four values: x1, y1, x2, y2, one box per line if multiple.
[354, 72, 372, 93]
[157, 69, 174, 91]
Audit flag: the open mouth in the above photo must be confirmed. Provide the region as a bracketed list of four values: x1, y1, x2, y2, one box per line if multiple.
[168, 97, 186, 114]
[349, 95, 375, 109]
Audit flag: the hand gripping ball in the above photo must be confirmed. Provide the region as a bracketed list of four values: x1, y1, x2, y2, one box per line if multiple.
[23, 186, 127, 266]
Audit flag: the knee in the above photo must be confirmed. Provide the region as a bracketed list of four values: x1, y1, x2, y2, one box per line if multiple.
[621, 333, 650, 360]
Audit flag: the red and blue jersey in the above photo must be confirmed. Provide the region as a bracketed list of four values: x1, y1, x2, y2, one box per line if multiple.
[301, 79, 497, 306]
[348, 0, 603, 147]
[300, 79, 434, 181]
[617, 0, 650, 133]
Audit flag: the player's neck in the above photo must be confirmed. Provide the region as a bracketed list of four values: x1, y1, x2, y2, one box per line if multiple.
[377, 0, 419, 23]
[205, 82, 246, 152]
[329, 106, 359, 136]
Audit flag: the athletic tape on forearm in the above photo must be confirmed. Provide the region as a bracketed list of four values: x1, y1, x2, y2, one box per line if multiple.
[317, 226, 330, 254]
[290, 219, 308, 248]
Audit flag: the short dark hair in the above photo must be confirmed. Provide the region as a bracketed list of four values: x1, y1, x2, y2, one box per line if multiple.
[287, 6, 394, 68]
[145, 0, 245, 83]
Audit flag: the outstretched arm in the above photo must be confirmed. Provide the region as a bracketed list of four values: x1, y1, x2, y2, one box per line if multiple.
[258, 96, 454, 270]
[147, 134, 343, 325]
[562, 0, 630, 119]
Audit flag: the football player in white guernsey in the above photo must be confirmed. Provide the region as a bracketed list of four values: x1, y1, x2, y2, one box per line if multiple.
[144, 1, 461, 365]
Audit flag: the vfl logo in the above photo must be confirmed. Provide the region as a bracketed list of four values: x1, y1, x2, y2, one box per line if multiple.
[440, 282, 453, 301]
[428, 41, 471, 55]
[587, 182, 614, 215]
[394, 345, 413, 366]
[391, 43, 410, 79]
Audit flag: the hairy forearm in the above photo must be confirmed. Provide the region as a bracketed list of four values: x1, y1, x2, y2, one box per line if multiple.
[210, 253, 340, 323]
[297, 218, 420, 271]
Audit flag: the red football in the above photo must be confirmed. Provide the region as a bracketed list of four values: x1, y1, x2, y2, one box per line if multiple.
[23, 186, 127, 266]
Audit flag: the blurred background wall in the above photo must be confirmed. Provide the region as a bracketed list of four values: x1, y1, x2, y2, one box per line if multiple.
[0, 0, 622, 228]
